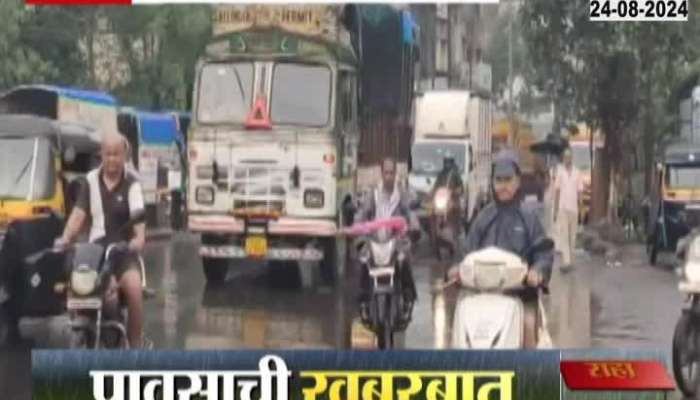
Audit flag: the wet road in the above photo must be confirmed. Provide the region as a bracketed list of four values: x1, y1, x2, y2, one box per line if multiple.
[1, 232, 685, 399]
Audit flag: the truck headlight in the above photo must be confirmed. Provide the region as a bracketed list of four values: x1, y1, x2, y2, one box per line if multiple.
[304, 189, 324, 208]
[196, 165, 214, 179]
[196, 186, 215, 204]
[685, 237, 700, 282]
[71, 265, 97, 296]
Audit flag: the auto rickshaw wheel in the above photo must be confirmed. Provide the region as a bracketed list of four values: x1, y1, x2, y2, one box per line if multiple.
[647, 233, 659, 265]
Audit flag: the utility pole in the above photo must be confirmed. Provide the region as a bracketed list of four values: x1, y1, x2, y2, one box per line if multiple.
[447, 4, 453, 88]
[508, 0, 514, 146]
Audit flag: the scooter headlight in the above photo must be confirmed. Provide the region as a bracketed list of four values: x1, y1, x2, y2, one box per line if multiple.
[685, 237, 700, 282]
[71, 264, 98, 296]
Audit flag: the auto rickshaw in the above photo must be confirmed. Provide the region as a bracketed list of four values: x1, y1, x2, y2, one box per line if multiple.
[647, 142, 700, 265]
[0, 114, 102, 248]
[0, 114, 101, 343]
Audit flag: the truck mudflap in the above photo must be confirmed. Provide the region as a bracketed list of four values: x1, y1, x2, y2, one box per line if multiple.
[200, 245, 324, 261]
[189, 215, 337, 237]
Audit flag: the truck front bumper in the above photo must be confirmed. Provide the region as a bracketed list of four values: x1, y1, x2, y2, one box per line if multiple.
[199, 245, 324, 261]
[188, 215, 337, 237]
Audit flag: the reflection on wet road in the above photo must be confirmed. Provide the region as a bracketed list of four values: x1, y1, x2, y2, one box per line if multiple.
[0, 234, 686, 400]
[144, 234, 354, 350]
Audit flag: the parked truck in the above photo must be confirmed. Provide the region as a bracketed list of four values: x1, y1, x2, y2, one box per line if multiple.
[186, 5, 417, 285]
[408, 90, 493, 226]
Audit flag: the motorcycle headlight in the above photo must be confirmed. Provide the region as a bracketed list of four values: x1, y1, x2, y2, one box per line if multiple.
[71, 265, 98, 296]
[434, 188, 449, 212]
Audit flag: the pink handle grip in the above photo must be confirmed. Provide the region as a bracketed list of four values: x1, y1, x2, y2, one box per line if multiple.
[341, 217, 407, 237]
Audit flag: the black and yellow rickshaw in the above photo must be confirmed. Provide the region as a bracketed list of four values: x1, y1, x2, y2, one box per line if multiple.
[0, 114, 101, 248]
[647, 142, 700, 265]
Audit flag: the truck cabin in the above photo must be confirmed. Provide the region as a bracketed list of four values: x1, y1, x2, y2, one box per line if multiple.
[195, 6, 361, 132]
[196, 45, 355, 136]
[411, 140, 469, 177]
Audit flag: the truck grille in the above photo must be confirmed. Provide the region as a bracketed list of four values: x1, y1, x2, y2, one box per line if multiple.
[230, 166, 287, 213]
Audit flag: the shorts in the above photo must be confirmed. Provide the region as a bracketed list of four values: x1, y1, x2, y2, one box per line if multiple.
[113, 253, 141, 281]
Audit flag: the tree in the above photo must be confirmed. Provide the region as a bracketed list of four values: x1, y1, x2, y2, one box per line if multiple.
[106, 5, 212, 110]
[0, 1, 55, 88]
[485, 8, 528, 99]
[521, 0, 699, 221]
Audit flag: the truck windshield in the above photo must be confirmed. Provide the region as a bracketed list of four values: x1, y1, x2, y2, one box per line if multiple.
[271, 63, 331, 127]
[667, 165, 700, 189]
[571, 145, 591, 170]
[411, 142, 466, 176]
[0, 138, 55, 200]
[197, 63, 254, 124]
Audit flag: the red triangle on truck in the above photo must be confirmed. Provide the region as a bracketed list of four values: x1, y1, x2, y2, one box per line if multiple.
[245, 95, 272, 130]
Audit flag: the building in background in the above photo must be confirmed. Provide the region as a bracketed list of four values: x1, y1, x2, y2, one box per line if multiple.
[411, 4, 498, 93]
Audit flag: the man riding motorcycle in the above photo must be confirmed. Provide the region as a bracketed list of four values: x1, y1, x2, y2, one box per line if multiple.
[448, 149, 554, 349]
[54, 133, 148, 348]
[432, 157, 463, 197]
[355, 157, 421, 323]
[430, 157, 465, 257]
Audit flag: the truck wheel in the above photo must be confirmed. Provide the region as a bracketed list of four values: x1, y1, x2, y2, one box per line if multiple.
[320, 238, 344, 286]
[202, 258, 228, 285]
[0, 305, 10, 347]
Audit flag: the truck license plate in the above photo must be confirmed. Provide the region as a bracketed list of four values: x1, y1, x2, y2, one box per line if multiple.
[245, 236, 267, 258]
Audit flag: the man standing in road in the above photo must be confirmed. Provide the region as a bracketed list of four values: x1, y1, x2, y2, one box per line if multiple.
[553, 148, 583, 271]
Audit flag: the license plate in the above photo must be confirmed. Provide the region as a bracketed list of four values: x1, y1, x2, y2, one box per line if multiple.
[245, 236, 268, 258]
[67, 297, 102, 310]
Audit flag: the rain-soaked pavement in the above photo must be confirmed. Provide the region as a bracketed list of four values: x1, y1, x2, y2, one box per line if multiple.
[0, 231, 686, 399]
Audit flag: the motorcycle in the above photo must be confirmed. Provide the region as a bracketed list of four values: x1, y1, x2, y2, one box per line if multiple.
[434, 238, 554, 349]
[20, 211, 149, 349]
[343, 217, 416, 349]
[672, 228, 700, 397]
[430, 187, 462, 261]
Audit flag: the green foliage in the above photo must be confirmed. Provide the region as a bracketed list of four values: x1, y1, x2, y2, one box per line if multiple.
[106, 5, 213, 110]
[485, 9, 528, 97]
[0, 1, 56, 88]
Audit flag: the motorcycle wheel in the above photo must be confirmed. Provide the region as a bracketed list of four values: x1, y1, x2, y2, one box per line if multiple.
[375, 295, 394, 350]
[673, 312, 700, 397]
[378, 325, 393, 350]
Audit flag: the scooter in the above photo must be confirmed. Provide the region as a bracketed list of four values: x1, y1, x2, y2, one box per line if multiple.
[672, 228, 700, 397]
[343, 217, 415, 350]
[435, 238, 554, 349]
